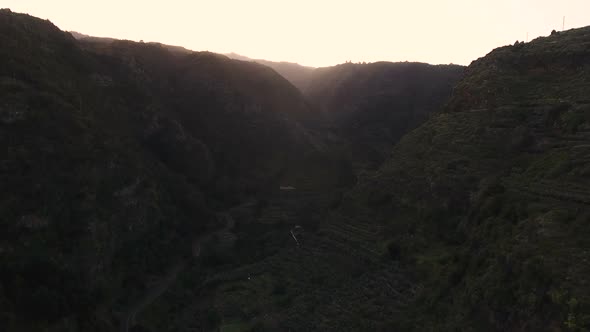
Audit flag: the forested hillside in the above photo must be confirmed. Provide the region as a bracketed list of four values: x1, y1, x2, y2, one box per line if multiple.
[177, 26, 590, 332]
[336, 27, 590, 330]
[3, 7, 589, 332]
[0, 9, 330, 331]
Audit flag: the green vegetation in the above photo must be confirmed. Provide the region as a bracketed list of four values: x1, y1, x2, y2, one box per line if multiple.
[0, 9, 326, 331]
[184, 25, 590, 331]
[4, 7, 590, 332]
[335, 26, 590, 331]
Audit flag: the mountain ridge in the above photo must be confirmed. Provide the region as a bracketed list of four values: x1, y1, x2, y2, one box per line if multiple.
[4, 7, 590, 332]
[0, 10, 332, 331]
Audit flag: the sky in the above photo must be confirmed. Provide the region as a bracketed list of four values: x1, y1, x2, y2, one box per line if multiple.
[3, 0, 590, 67]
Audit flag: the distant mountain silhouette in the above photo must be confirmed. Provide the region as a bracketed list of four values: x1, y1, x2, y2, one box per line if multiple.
[69, 30, 193, 54]
[225, 52, 316, 92]
[304, 61, 464, 169]
[69, 32, 316, 93]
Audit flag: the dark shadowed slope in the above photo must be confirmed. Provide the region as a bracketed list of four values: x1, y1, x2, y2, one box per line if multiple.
[68, 38, 317, 94]
[190, 25, 590, 332]
[7, 7, 590, 332]
[304, 61, 465, 169]
[200, 26, 590, 332]
[0, 9, 323, 331]
[225, 52, 316, 93]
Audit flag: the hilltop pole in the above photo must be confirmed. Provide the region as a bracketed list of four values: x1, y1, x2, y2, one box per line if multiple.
[563, 16, 565, 31]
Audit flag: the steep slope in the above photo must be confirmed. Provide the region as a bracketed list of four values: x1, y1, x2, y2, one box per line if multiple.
[79, 38, 319, 190]
[69, 30, 117, 43]
[338, 27, 590, 330]
[184, 26, 590, 332]
[142, 64, 466, 331]
[7, 8, 590, 332]
[0, 9, 323, 331]
[225, 52, 316, 93]
[305, 62, 464, 169]
[68, 39, 317, 94]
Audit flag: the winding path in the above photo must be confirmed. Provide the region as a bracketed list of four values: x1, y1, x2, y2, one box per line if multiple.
[121, 211, 236, 332]
[122, 262, 185, 332]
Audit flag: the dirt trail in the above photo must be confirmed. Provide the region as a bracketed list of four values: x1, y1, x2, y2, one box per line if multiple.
[121, 211, 236, 332]
[122, 262, 185, 332]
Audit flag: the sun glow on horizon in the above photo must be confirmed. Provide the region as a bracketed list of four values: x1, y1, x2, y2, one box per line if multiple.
[3, 0, 590, 67]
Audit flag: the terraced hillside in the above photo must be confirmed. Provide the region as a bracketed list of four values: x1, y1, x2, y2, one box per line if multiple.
[4, 7, 590, 332]
[339, 27, 590, 330]
[134, 185, 415, 331]
[154, 26, 590, 332]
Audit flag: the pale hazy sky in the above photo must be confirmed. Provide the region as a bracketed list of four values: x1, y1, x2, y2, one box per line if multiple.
[3, 0, 590, 67]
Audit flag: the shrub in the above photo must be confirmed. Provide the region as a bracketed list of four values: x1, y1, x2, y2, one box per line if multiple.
[386, 240, 401, 260]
